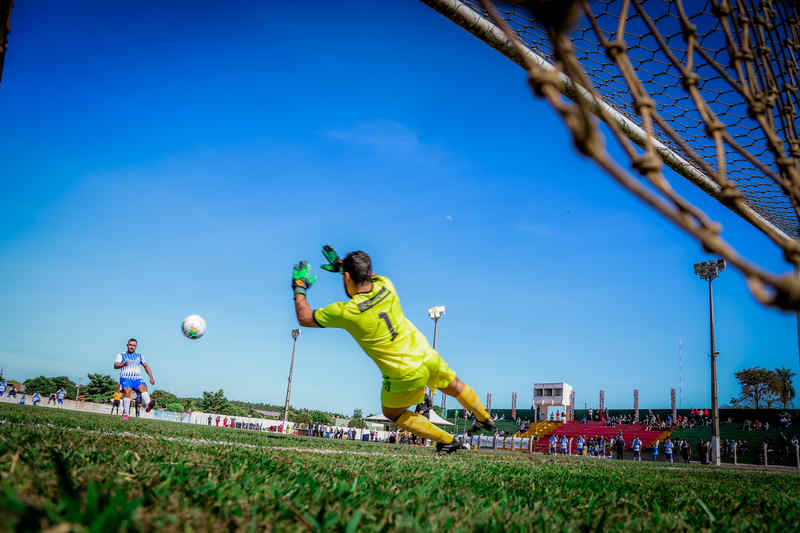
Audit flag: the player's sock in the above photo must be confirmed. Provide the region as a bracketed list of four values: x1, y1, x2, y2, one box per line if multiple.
[395, 411, 454, 444]
[141, 391, 150, 406]
[122, 397, 131, 415]
[456, 385, 490, 422]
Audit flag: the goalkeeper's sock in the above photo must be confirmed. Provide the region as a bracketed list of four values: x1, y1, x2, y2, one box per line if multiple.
[456, 385, 490, 422]
[122, 397, 131, 415]
[395, 411, 454, 444]
[141, 391, 150, 406]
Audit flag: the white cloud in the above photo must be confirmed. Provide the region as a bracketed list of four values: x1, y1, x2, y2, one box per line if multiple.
[323, 120, 421, 154]
[445, 215, 454, 222]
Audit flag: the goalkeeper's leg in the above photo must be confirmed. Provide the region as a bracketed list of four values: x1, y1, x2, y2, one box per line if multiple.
[382, 405, 454, 445]
[440, 376, 490, 423]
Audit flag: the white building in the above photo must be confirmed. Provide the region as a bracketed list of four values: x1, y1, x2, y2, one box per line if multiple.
[532, 382, 573, 422]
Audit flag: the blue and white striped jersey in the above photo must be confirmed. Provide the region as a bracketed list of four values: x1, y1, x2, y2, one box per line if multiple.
[115, 352, 148, 380]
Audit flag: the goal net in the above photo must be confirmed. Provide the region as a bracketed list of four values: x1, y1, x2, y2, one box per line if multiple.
[423, 0, 800, 311]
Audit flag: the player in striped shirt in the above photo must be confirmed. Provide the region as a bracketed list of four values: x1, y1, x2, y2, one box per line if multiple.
[113, 338, 155, 420]
[56, 387, 66, 407]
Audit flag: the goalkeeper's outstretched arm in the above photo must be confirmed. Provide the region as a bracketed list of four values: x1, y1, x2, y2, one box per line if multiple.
[294, 294, 318, 328]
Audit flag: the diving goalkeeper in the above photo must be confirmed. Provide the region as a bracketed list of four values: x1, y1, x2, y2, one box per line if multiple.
[291, 247, 494, 454]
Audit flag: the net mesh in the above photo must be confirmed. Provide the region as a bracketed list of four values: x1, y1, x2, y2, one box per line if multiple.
[424, 0, 800, 310]
[460, 0, 800, 239]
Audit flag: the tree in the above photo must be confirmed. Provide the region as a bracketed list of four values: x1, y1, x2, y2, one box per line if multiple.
[774, 367, 796, 408]
[733, 368, 780, 408]
[22, 376, 56, 395]
[309, 410, 333, 425]
[50, 377, 77, 399]
[293, 411, 311, 425]
[182, 398, 198, 412]
[348, 417, 367, 429]
[199, 389, 230, 413]
[151, 389, 178, 409]
[167, 401, 184, 413]
[353, 408, 363, 419]
[85, 373, 117, 401]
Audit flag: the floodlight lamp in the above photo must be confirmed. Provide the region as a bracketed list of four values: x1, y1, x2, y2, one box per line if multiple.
[291, 329, 300, 340]
[428, 305, 445, 319]
[717, 259, 726, 271]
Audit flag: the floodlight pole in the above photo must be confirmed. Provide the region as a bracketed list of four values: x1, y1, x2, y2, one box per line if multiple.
[428, 306, 445, 350]
[423, 306, 446, 418]
[795, 265, 800, 368]
[694, 259, 724, 466]
[283, 329, 300, 435]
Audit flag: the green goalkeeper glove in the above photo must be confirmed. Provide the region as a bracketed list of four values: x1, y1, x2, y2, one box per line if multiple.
[320, 245, 343, 273]
[292, 261, 317, 295]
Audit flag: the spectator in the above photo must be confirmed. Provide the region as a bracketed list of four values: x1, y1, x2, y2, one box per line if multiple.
[632, 437, 642, 461]
[615, 436, 625, 460]
[652, 440, 659, 461]
[697, 439, 707, 465]
[680, 439, 690, 463]
[664, 437, 674, 463]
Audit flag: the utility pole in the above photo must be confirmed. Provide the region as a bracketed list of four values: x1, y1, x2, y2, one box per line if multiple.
[283, 329, 300, 434]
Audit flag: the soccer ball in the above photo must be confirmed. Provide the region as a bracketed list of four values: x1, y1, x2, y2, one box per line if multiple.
[181, 315, 206, 339]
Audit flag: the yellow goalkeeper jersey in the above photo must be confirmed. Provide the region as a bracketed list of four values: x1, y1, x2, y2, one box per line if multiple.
[313, 275, 435, 378]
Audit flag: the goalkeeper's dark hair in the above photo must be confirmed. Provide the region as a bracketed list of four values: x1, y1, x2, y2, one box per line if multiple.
[128, 338, 138, 344]
[343, 251, 372, 285]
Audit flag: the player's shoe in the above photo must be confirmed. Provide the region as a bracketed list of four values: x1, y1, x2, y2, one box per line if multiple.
[122, 414, 129, 421]
[435, 438, 461, 455]
[469, 417, 497, 434]
[146, 401, 154, 413]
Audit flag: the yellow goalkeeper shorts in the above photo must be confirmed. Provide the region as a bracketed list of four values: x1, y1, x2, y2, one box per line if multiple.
[380, 352, 457, 408]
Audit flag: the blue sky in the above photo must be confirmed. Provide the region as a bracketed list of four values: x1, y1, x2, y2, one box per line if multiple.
[1, 1, 796, 415]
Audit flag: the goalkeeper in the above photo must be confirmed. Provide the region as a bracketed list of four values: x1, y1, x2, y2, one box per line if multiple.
[291, 246, 494, 454]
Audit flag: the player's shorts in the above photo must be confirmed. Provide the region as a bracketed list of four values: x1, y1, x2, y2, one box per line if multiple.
[57, 398, 63, 403]
[112, 400, 120, 406]
[380, 352, 456, 408]
[120, 377, 146, 390]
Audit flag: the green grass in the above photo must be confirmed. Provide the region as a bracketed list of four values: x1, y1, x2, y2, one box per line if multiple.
[1, 404, 799, 532]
